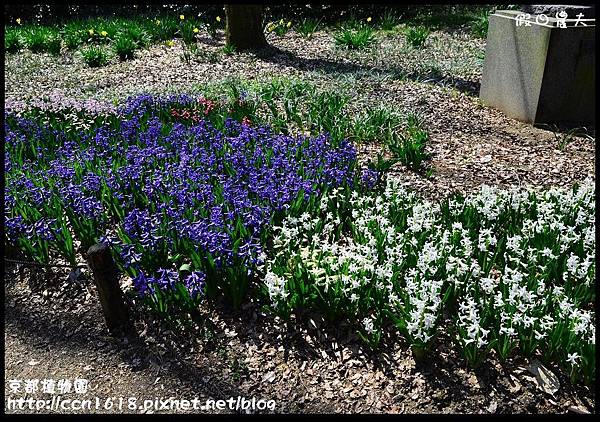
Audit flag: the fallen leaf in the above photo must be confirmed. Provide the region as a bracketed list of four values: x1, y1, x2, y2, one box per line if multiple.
[568, 405, 590, 414]
[528, 359, 560, 396]
[262, 371, 276, 383]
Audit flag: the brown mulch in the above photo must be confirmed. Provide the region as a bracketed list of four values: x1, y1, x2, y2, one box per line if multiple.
[5, 28, 484, 102]
[356, 80, 595, 201]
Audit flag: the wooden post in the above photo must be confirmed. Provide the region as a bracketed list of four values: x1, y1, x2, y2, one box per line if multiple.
[86, 243, 130, 334]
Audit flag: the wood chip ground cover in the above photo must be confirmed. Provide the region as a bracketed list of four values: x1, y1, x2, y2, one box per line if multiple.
[4, 26, 595, 414]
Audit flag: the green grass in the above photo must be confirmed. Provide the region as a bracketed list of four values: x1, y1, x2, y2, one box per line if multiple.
[124, 23, 151, 48]
[152, 16, 179, 42]
[267, 19, 292, 37]
[406, 6, 489, 29]
[180, 21, 198, 46]
[351, 105, 403, 143]
[5, 29, 22, 53]
[405, 26, 430, 48]
[379, 9, 402, 31]
[541, 125, 595, 151]
[296, 18, 321, 39]
[22, 27, 49, 53]
[334, 24, 376, 49]
[81, 45, 110, 67]
[113, 34, 137, 61]
[22, 26, 62, 54]
[193, 77, 355, 143]
[304, 90, 350, 140]
[388, 113, 430, 171]
[5, 14, 195, 55]
[45, 35, 62, 55]
[222, 44, 236, 56]
[204, 15, 223, 40]
[194, 48, 221, 64]
[62, 25, 88, 50]
[401, 6, 495, 40]
[191, 77, 425, 149]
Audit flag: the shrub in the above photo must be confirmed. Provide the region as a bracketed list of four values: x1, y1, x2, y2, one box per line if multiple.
[405, 26, 431, 48]
[471, 12, 490, 38]
[334, 24, 376, 49]
[81, 45, 110, 67]
[113, 34, 137, 61]
[5, 30, 22, 53]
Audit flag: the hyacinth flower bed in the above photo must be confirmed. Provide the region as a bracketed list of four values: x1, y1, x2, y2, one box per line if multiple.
[263, 179, 595, 385]
[5, 93, 361, 313]
[4, 93, 595, 388]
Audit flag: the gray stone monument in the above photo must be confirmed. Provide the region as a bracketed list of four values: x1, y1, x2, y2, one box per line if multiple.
[480, 8, 595, 125]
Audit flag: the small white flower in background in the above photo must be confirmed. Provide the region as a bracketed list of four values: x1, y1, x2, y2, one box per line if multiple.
[480, 277, 495, 294]
[539, 247, 556, 260]
[363, 317, 375, 334]
[567, 352, 580, 366]
[264, 271, 288, 302]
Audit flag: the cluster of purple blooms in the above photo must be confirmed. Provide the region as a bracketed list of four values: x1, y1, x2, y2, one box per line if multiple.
[5, 94, 362, 305]
[133, 269, 206, 299]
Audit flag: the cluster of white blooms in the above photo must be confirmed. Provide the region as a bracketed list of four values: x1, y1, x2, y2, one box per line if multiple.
[6, 93, 117, 131]
[262, 177, 595, 378]
[563, 252, 594, 285]
[457, 295, 490, 348]
[264, 270, 288, 302]
[552, 287, 595, 346]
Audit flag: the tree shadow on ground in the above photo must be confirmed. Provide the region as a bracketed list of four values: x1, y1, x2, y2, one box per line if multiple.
[4, 275, 243, 413]
[4, 267, 337, 413]
[248, 44, 481, 96]
[196, 35, 222, 47]
[201, 297, 595, 413]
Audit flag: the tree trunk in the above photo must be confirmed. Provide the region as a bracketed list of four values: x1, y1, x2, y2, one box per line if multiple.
[225, 5, 267, 51]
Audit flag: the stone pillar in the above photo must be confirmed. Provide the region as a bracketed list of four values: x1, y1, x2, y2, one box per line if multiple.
[480, 9, 595, 125]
